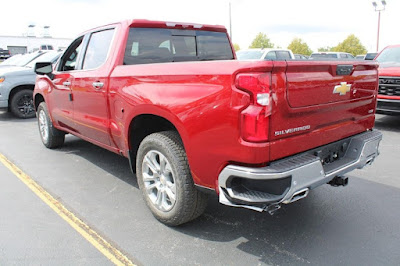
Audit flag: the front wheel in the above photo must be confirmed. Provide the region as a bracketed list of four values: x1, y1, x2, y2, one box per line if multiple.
[136, 131, 208, 226]
[10, 89, 36, 118]
[37, 102, 65, 149]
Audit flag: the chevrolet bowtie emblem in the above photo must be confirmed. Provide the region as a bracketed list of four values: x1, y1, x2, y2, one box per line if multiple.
[333, 82, 351, 96]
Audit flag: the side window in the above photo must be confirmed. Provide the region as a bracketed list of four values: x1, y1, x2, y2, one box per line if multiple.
[159, 40, 173, 52]
[265, 51, 277, 60]
[340, 54, 347, 58]
[58, 37, 84, 71]
[82, 29, 115, 70]
[276, 51, 291, 60]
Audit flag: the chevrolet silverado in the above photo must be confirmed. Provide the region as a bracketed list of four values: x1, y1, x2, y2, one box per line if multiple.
[33, 19, 382, 225]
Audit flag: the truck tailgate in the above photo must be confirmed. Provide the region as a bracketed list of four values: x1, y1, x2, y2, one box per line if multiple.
[269, 60, 379, 161]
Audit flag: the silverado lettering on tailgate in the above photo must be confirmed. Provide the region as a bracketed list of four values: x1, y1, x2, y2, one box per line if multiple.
[275, 125, 311, 136]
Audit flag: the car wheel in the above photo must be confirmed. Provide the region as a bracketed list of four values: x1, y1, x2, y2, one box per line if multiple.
[10, 89, 36, 118]
[37, 102, 65, 149]
[136, 131, 208, 226]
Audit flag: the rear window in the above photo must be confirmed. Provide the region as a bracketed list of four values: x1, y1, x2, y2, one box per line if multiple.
[124, 28, 234, 65]
[310, 53, 338, 59]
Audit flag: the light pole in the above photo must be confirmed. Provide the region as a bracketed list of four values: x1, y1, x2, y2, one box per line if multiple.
[372, 0, 387, 52]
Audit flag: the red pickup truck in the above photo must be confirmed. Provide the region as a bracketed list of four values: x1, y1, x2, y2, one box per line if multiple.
[375, 44, 400, 115]
[33, 19, 382, 226]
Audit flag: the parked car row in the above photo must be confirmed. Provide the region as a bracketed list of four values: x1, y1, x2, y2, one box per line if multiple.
[0, 51, 61, 118]
[236, 50, 378, 61]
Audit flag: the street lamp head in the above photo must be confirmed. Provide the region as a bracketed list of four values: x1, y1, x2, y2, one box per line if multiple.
[381, 0, 387, 6]
[372, 1, 377, 7]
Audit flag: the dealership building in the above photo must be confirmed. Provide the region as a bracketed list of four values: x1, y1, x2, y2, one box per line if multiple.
[0, 35, 72, 55]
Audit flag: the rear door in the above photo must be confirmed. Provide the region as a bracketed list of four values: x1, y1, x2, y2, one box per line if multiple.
[71, 27, 116, 147]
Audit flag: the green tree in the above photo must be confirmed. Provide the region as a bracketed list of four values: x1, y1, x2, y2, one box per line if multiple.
[287, 38, 313, 56]
[233, 43, 241, 51]
[318, 46, 333, 52]
[249, 33, 274, 48]
[332, 34, 367, 56]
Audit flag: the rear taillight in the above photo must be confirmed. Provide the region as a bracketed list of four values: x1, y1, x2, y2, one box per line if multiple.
[235, 73, 271, 142]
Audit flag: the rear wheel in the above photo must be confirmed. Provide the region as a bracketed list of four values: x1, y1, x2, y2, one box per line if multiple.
[10, 89, 35, 118]
[136, 131, 208, 226]
[37, 102, 65, 149]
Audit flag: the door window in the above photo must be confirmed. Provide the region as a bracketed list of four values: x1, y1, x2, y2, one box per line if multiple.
[82, 29, 115, 70]
[58, 37, 83, 71]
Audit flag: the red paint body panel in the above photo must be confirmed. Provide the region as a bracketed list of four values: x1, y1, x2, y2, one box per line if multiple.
[34, 20, 379, 192]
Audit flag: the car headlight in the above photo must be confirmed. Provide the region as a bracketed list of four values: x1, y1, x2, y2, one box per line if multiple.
[0, 77, 4, 83]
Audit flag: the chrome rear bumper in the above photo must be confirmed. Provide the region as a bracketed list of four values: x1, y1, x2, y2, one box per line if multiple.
[218, 130, 382, 212]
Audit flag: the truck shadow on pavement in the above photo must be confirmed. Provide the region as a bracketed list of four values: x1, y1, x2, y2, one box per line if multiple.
[176, 178, 400, 265]
[58, 136, 138, 188]
[54, 135, 400, 265]
[374, 114, 400, 132]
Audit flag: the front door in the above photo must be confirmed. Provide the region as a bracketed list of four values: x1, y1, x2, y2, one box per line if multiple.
[50, 36, 84, 131]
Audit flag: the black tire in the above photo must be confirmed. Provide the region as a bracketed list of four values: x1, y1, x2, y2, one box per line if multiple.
[10, 89, 36, 118]
[136, 131, 208, 226]
[37, 102, 65, 149]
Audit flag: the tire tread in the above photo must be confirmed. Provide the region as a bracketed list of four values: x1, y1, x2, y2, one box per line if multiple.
[137, 131, 208, 226]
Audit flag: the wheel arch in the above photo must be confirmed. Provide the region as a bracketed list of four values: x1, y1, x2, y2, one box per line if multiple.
[8, 84, 35, 106]
[127, 112, 188, 174]
[34, 93, 45, 111]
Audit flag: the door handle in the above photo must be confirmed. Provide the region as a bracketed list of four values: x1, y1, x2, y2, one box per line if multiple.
[63, 81, 71, 87]
[92, 81, 104, 90]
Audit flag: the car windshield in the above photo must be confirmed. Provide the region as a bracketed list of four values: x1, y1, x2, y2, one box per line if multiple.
[12, 52, 44, 67]
[0, 54, 23, 66]
[375, 47, 400, 68]
[236, 50, 264, 60]
[311, 53, 337, 58]
[26, 51, 60, 68]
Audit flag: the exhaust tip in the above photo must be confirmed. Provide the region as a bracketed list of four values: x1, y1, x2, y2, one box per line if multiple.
[288, 188, 309, 203]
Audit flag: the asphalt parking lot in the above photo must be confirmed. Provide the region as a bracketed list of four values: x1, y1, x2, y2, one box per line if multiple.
[0, 111, 399, 265]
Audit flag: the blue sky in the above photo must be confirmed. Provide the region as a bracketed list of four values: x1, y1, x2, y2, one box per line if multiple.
[1, 0, 399, 53]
